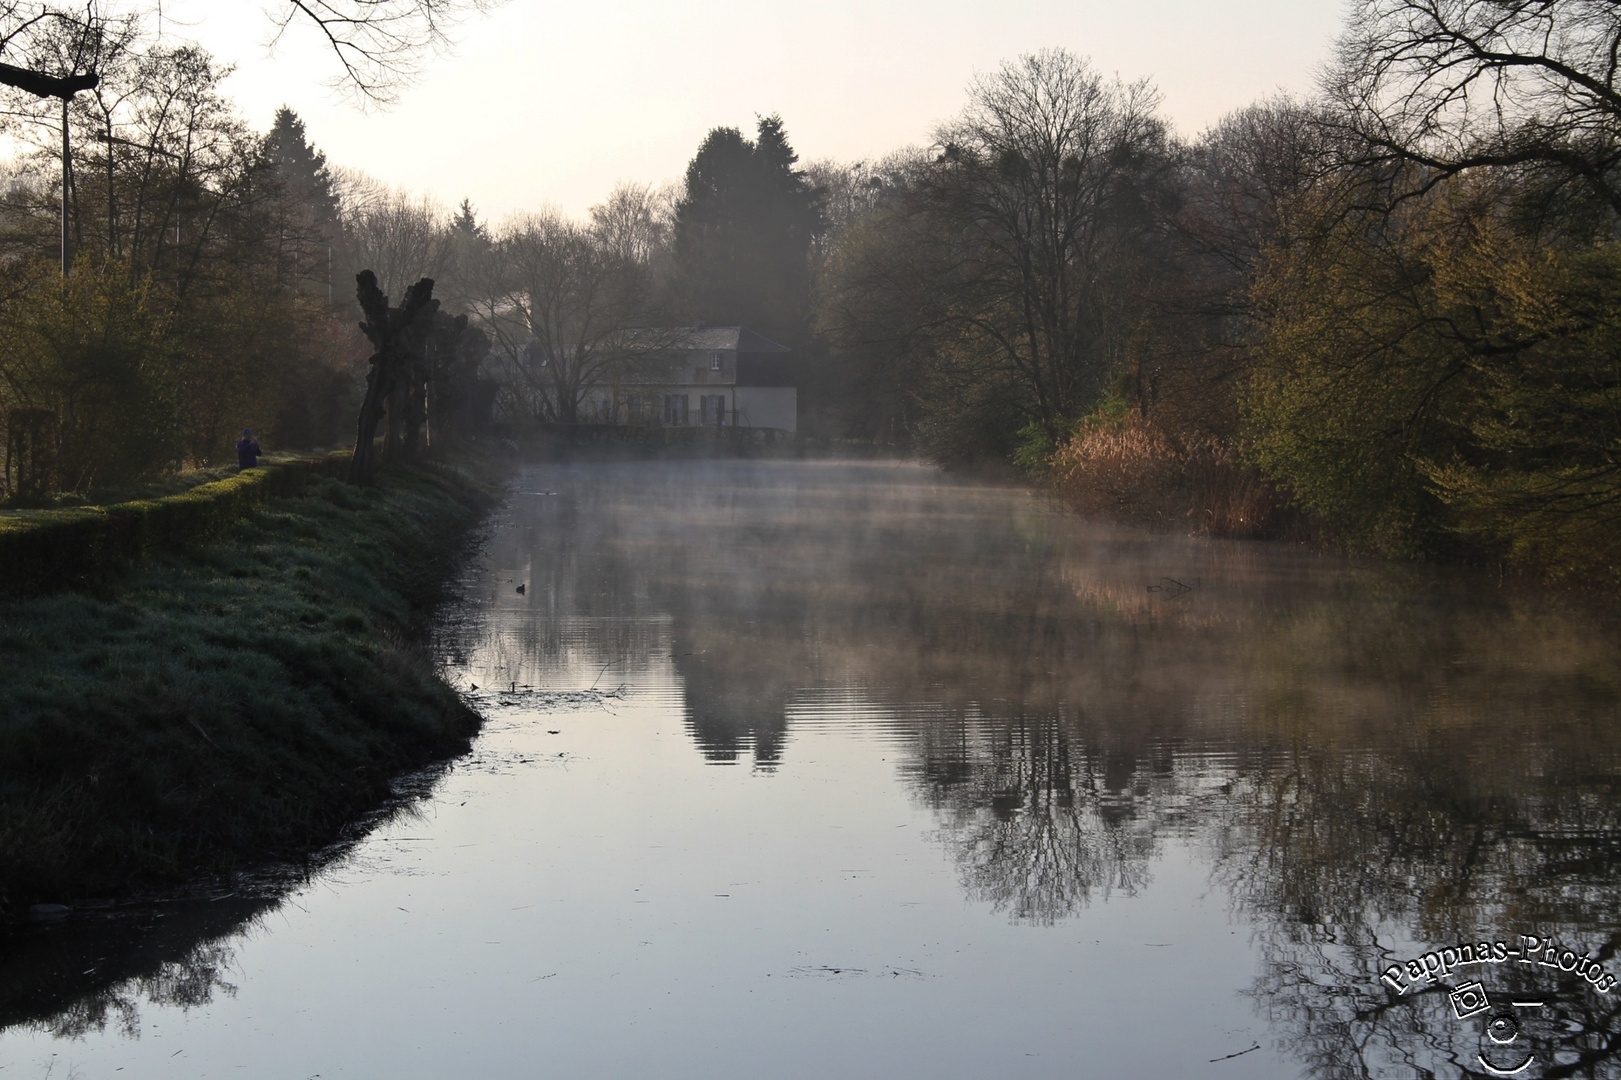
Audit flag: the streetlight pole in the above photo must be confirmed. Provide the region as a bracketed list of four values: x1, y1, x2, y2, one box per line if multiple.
[0, 62, 99, 276]
[61, 95, 72, 276]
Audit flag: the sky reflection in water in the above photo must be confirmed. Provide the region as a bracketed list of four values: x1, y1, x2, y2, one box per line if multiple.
[4, 459, 1620, 1078]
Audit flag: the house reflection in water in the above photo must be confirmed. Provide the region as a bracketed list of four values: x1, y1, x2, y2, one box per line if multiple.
[670, 637, 792, 769]
[662, 549, 819, 770]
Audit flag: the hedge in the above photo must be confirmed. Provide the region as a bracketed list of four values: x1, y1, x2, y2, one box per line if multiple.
[0, 452, 350, 599]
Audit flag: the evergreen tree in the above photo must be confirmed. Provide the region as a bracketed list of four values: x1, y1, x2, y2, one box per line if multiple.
[263, 107, 339, 232]
[262, 106, 340, 300]
[672, 115, 823, 341]
[452, 198, 488, 242]
[442, 197, 491, 310]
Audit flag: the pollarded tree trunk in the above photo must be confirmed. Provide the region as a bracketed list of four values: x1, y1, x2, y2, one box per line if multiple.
[385, 381, 403, 460]
[402, 374, 426, 457]
[350, 270, 440, 483]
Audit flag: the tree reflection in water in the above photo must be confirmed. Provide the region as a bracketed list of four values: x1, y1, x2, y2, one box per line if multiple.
[471, 462, 1621, 1074]
[904, 709, 1157, 924]
[0, 769, 452, 1046]
[0, 894, 268, 1041]
[1210, 729, 1621, 1078]
[30, 938, 240, 1041]
[451, 463, 1621, 1075]
[12, 462, 1621, 1077]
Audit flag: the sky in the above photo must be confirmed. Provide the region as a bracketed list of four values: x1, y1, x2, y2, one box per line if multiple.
[72, 0, 1348, 222]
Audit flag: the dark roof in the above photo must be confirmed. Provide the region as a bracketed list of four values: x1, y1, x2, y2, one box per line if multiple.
[665, 326, 790, 354]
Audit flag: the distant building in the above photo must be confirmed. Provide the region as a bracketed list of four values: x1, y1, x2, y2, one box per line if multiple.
[594, 326, 797, 434]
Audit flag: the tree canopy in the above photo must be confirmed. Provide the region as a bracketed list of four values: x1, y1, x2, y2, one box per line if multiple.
[672, 115, 823, 344]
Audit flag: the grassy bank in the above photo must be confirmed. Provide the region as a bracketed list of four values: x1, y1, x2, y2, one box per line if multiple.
[0, 463, 497, 920]
[0, 456, 349, 600]
[0, 451, 319, 512]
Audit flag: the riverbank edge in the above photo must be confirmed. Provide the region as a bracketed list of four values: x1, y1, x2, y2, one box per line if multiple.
[0, 457, 505, 924]
[0, 454, 349, 600]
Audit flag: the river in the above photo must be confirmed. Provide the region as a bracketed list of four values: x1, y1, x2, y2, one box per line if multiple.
[4, 459, 1620, 1078]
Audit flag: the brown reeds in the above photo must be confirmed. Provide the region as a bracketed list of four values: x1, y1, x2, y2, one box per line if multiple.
[1050, 414, 1286, 539]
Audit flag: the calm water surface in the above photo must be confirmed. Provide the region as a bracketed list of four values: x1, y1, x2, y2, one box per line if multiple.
[4, 460, 1621, 1078]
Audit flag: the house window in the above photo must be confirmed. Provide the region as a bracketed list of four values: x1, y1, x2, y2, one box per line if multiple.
[626, 394, 655, 424]
[700, 394, 726, 427]
[664, 393, 689, 426]
[709, 352, 722, 372]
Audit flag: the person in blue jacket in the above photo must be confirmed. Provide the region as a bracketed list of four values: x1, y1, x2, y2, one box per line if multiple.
[236, 428, 261, 470]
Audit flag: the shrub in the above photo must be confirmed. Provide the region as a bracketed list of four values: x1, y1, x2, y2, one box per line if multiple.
[1051, 412, 1182, 525]
[0, 264, 178, 491]
[1051, 411, 1284, 537]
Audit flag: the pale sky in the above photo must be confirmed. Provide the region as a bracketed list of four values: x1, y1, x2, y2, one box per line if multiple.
[113, 0, 1347, 221]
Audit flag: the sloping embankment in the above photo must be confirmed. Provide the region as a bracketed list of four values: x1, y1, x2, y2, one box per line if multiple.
[0, 455, 346, 599]
[0, 460, 497, 919]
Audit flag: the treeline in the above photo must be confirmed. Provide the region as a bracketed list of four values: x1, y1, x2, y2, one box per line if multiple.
[5, 2, 1618, 582]
[0, 6, 520, 498]
[0, 17, 828, 491]
[812, 4, 1621, 585]
[441, 116, 822, 429]
[0, 31, 360, 492]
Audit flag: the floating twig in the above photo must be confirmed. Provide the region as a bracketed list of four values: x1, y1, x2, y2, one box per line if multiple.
[1208, 1043, 1261, 1063]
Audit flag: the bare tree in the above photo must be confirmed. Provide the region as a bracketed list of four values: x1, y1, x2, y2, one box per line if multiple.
[336, 178, 453, 298]
[1131, 97, 1336, 436]
[267, 0, 504, 106]
[350, 268, 438, 480]
[0, 3, 105, 98]
[820, 50, 1172, 459]
[1179, 97, 1334, 284]
[4, 1, 502, 109]
[803, 154, 921, 245]
[588, 181, 670, 266]
[1332, 0, 1621, 217]
[470, 210, 661, 425]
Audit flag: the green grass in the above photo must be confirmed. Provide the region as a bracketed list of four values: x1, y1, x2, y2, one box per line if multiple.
[0, 451, 324, 514]
[0, 464, 496, 918]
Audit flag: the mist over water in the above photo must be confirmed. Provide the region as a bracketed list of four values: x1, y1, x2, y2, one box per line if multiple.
[5, 459, 1620, 1078]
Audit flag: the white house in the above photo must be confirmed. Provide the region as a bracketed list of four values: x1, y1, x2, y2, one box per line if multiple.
[590, 326, 797, 433]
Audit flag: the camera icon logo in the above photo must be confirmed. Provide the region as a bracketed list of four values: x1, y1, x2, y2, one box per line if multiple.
[1450, 981, 1491, 1020]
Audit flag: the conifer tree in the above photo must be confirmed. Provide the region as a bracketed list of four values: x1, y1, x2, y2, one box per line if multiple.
[262, 107, 340, 299]
[263, 107, 339, 229]
[452, 198, 488, 242]
[672, 115, 823, 342]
